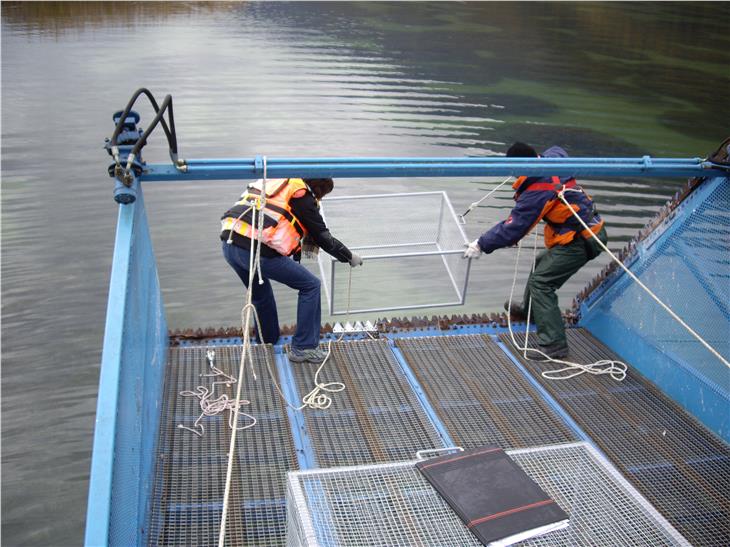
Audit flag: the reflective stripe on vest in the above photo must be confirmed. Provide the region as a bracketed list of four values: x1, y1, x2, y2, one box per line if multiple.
[221, 178, 309, 255]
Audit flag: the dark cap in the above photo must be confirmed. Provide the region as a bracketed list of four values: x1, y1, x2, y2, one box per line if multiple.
[506, 142, 538, 157]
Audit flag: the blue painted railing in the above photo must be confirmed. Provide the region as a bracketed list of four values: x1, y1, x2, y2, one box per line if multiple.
[141, 155, 721, 181]
[86, 180, 167, 547]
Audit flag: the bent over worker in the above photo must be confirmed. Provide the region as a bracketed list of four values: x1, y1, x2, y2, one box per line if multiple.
[464, 142, 607, 358]
[221, 177, 362, 363]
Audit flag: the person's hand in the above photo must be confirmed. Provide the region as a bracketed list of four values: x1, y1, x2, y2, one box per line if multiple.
[349, 252, 363, 267]
[463, 239, 482, 259]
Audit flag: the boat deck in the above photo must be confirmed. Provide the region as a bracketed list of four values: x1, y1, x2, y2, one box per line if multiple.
[147, 328, 729, 546]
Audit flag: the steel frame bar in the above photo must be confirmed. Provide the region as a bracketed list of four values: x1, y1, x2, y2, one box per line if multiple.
[141, 156, 722, 181]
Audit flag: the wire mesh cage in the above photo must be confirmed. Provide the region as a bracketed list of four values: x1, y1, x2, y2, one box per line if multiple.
[286, 442, 689, 547]
[317, 192, 471, 315]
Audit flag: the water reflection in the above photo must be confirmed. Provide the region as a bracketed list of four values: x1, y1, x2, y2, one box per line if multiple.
[2, 2, 728, 545]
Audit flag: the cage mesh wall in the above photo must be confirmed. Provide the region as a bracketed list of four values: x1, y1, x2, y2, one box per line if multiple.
[578, 176, 730, 440]
[286, 442, 688, 546]
[148, 344, 299, 546]
[318, 192, 469, 313]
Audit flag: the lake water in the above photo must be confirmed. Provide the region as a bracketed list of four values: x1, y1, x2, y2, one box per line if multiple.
[2, 2, 728, 545]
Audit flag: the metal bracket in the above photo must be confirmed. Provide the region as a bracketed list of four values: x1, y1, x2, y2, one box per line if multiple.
[415, 446, 464, 460]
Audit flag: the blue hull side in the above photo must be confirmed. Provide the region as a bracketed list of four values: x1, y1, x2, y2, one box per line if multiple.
[580, 176, 730, 443]
[85, 182, 168, 547]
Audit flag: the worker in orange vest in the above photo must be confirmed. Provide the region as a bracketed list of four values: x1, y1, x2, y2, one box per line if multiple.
[221, 177, 362, 363]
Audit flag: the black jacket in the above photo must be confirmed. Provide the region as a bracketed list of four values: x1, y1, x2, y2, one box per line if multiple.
[221, 191, 352, 262]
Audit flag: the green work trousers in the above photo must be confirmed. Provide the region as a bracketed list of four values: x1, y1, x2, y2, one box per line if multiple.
[523, 226, 607, 346]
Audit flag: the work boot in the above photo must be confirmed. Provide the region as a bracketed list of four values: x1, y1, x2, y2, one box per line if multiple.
[288, 346, 328, 364]
[536, 341, 570, 360]
[504, 300, 528, 321]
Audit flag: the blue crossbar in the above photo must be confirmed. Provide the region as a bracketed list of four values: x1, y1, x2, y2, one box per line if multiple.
[140, 156, 724, 181]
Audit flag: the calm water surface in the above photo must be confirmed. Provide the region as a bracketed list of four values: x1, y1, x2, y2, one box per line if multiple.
[2, 2, 728, 544]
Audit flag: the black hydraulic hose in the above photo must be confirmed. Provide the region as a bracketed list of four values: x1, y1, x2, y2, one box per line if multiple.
[110, 87, 178, 162]
[129, 93, 177, 159]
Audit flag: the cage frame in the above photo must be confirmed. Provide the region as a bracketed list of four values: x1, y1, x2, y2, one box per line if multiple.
[317, 191, 472, 315]
[286, 441, 691, 547]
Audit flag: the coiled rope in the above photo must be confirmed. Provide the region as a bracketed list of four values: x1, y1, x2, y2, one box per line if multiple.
[177, 350, 257, 436]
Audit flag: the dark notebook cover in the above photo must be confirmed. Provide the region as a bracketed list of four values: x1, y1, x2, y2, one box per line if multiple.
[416, 446, 569, 546]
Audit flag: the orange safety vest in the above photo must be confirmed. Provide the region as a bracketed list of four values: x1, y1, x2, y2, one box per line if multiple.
[513, 175, 605, 248]
[221, 178, 309, 256]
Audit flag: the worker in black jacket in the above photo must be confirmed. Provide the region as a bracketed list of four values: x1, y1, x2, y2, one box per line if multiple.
[221, 177, 362, 363]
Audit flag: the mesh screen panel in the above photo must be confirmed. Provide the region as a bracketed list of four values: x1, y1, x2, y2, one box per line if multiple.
[318, 192, 469, 314]
[289, 339, 445, 467]
[396, 335, 577, 448]
[502, 329, 730, 546]
[148, 345, 299, 546]
[592, 180, 729, 392]
[287, 443, 689, 546]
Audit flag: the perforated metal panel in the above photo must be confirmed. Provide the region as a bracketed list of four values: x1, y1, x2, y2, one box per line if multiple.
[148, 344, 299, 546]
[585, 178, 730, 393]
[502, 329, 730, 547]
[287, 442, 689, 546]
[396, 335, 577, 448]
[288, 339, 445, 467]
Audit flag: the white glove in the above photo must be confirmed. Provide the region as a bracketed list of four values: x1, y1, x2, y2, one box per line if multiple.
[349, 252, 363, 267]
[463, 239, 482, 259]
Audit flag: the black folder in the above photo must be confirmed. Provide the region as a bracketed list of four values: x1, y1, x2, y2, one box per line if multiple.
[416, 446, 569, 546]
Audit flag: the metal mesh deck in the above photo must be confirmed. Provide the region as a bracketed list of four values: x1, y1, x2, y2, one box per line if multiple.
[501, 328, 730, 547]
[148, 345, 299, 546]
[288, 339, 445, 467]
[396, 335, 577, 448]
[286, 442, 689, 546]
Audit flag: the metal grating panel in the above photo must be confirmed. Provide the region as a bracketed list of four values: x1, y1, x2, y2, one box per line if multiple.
[148, 344, 299, 546]
[289, 339, 445, 467]
[396, 335, 577, 448]
[502, 328, 730, 546]
[287, 442, 689, 546]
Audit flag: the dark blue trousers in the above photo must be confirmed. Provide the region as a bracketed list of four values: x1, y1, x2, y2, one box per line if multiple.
[222, 242, 321, 349]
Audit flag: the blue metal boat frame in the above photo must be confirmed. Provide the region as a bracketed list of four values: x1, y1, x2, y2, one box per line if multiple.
[86, 108, 729, 546]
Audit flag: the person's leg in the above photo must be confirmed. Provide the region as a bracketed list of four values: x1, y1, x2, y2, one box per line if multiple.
[522, 249, 548, 310]
[258, 254, 321, 350]
[527, 240, 589, 348]
[221, 242, 280, 344]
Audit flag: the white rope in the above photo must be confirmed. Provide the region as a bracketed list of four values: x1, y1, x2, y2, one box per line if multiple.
[219, 159, 270, 547]
[176, 352, 257, 437]
[459, 176, 513, 222]
[218, 158, 351, 545]
[558, 187, 730, 370]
